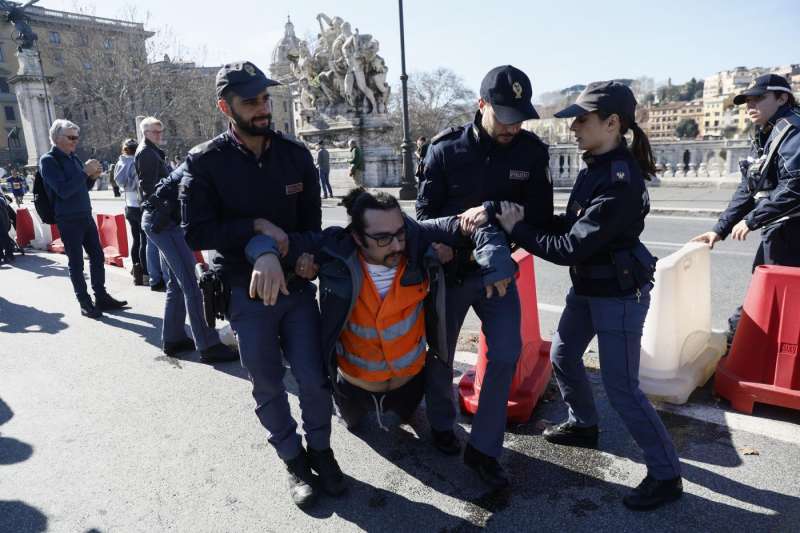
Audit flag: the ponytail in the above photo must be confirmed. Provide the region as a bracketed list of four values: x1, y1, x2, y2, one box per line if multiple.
[629, 122, 657, 180]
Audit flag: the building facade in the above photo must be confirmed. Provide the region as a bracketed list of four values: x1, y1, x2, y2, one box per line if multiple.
[268, 17, 297, 139]
[644, 99, 704, 140]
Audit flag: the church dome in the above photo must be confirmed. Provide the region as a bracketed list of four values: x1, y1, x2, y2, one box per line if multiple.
[271, 16, 300, 66]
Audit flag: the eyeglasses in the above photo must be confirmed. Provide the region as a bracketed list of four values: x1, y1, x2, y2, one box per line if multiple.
[363, 227, 406, 247]
[148, 129, 164, 134]
[65, 135, 79, 141]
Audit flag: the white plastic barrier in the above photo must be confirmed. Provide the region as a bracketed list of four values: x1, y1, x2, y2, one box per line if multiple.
[29, 210, 54, 250]
[639, 242, 727, 404]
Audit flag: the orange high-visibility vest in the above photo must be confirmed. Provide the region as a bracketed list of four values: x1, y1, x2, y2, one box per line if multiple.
[337, 257, 428, 382]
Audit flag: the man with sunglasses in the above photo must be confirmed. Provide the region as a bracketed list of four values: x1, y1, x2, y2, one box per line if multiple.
[246, 188, 514, 443]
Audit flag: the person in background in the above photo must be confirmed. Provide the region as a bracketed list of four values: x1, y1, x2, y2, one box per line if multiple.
[316, 140, 333, 199]
[113, 139, 147, 286]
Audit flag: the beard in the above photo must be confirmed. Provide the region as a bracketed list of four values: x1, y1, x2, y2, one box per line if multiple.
[381, 251, 404, 267]
[231, 107, 272, 136]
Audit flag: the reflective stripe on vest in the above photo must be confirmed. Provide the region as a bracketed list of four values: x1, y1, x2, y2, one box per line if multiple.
[338, 257, 428, 382]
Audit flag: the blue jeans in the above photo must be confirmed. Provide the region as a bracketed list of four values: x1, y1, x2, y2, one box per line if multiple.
[141, 213, 220, 350]
[550, 284, 681, 480]
[56, 215, 106, 304]
[424, 271, 521, 458]
[319, 168, 333, 197]
[146, 235, 167, 285]
[227, 283, 332, 460]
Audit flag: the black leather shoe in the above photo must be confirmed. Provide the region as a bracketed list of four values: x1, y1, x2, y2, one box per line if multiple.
[463, 443, 509, 489]
[132, 263, 144, 286]
[150, 280, 166, 292]
[163, 338, 196, 357]
[285, 450, 318, 508]
[432, 429, 461, 456]
[623, 475, 683, 511]
[307, 447, 347, 496]
[95, 292, 128, 311]
[543, 421, 599, 448]
[79, 300, 103, 319]
[199, 343, 239, 364]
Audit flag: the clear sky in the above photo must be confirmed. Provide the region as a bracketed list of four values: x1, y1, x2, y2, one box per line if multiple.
[42, 0, 800, 99]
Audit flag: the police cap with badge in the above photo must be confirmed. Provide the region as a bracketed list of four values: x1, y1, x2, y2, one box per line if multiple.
[216, 61, 280, 99]
[733, 74, 793, 105]
[554, 80, 637, 123]
[480, 65, 540, 124]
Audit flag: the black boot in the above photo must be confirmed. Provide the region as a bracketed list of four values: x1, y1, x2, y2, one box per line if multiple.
[623, 475, 683, 511]
[132, 263, 144, 286]
[432, 429, 461, 456]
[463, 443, 509, 489]
[163, 338, 195, 357]
[543, 421, 599, 448]
[307, 447, 347, 496]
[79, 300, 103, 319]
[199, 343, 239, 364]
[95, 292, 128, 311]
[285, 449, 318, 508]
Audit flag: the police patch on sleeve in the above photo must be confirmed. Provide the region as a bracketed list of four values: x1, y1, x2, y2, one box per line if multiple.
[611, 160, 630, 183]
[286, 182, 304, 195]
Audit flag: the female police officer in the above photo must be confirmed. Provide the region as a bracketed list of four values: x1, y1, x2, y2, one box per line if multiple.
[493, 82, 682, 511]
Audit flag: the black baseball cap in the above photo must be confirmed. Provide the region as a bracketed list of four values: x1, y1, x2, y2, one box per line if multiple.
[554, 81, 637, 123]
[216, 61, 279, 99]
[480, 65, 539, 123]
[733, 74, 793, 105]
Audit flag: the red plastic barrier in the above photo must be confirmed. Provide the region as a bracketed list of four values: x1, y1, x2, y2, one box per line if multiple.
[193, 251, 206, 265]
[14, 208, 34, 248]
[458, 250, 553, 423]
[714, 265, 800, 414]
[48, 224, 64, 254]
[95, 214, 129, 267]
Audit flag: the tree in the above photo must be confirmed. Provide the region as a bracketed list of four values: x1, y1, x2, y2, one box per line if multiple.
[675, 118, 699, 139]
[387, 68, 476, 149]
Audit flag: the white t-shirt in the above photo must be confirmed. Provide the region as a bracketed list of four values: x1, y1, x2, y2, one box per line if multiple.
[366, 263, 398, 299]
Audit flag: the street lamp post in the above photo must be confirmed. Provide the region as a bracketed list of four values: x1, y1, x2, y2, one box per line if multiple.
[397, 0, 417, 200]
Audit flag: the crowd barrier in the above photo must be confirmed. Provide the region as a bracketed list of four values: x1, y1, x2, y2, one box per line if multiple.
[96, 213, 128, 267]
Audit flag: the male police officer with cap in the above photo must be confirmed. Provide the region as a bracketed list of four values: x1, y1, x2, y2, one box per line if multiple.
[180, 61, 345, 509]
[416, 65, 552, 489]
[692, 73, 800, 339]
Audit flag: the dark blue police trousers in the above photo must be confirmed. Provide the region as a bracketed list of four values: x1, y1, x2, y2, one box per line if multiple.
[56, 215, 106, 304]
[227, 284, 333, 461]
[550, 284, 681, 480]
[424, 271, 521, 458]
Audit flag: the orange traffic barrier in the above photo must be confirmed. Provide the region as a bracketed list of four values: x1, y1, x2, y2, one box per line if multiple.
[47, 224, 64, 254]
[96, 214, 129, 267]
[458, 250, 553, 423]
[14, 208, 35, 248]
[193, 250, 205, 265]
[714, 265, 800, 414]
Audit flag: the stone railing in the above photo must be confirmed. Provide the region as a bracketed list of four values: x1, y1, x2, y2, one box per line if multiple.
[549, 139, 751, 186]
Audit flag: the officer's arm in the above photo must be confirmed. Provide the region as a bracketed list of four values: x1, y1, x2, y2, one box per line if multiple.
[415, 146, 446, 221]
[414, 215, 472, 248]
[712, 173, 755, 239]
[509, 182, 638, 265]
[40, 155, 85, 199]
[180, 165, 257, 252]
[523, 148, 556, 230]
[298, 150, 322, 232]
[745, 134, 800, 230]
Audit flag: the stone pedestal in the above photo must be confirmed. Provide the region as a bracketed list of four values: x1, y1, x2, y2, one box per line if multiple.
[298, 111, 400, 195]
[9, 48, 56, 169]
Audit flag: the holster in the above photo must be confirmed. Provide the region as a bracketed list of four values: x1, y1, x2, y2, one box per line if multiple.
[195, 263, 229, 328]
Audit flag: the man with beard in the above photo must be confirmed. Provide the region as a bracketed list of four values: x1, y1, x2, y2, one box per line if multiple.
[180, 61, 344, 509]
[247, 188, 514, 436]
[415, 65, 552, 489]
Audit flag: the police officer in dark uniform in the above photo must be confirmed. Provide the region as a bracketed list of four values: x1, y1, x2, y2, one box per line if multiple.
[180, 61, 345, 509]
[692, 74, 800, 339]
[494, 82, 683, 511]
[416, 65, 552, 489]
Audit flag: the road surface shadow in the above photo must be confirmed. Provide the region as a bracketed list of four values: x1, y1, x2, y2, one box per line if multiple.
[0, 296, 68, 335]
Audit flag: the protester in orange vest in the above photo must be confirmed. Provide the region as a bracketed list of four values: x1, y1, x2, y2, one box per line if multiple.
[245, 188, 515, 442]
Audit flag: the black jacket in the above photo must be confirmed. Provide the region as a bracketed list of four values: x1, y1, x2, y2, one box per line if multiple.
[134, 139, 170, 203]
[181, 129, 321, 286]
[244, 215, 515, 388]
[509, 144, 656, 297]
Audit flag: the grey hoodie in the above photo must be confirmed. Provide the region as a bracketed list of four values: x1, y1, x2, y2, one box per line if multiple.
[113, 154, 138, 207]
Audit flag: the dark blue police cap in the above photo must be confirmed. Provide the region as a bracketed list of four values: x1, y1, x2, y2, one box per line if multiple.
[554, 81, 637, 123]
[216, 61, 279, 99]
[733, 74, 793, 105]
[480, 65, 539, 123]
